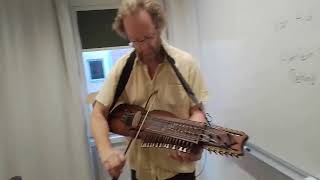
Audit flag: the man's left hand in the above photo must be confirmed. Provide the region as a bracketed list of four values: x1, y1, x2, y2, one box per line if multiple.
[168, 105, 206, 162]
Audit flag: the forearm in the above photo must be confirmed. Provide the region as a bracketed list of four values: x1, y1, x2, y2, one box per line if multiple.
[91, 108, 112, 161]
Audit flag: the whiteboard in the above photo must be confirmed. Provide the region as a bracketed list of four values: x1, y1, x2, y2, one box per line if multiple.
[196, 0, 320, 178]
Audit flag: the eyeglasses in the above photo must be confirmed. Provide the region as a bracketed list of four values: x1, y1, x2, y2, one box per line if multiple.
[128, 32, 157, 47]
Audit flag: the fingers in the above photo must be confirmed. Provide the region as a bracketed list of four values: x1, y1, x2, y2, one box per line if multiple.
[178, 151, 194, 162]
[169, 151, 183, 162]
[105, 153, 123, 169]
[103, 150, 126, 177]
[109, 168, 122, 178]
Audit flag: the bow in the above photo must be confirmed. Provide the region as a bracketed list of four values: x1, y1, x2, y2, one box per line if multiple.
[112, 90, 158, 180]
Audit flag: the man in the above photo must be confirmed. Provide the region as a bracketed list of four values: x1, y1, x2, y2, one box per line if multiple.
[91, 0, 208, 179]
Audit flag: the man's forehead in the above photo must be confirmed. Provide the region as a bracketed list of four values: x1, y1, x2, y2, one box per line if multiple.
[123, 10, 156, 38]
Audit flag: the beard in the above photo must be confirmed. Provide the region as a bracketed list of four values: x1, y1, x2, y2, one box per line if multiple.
[137, 45, 161, 62]
[135, 35, 163, 63]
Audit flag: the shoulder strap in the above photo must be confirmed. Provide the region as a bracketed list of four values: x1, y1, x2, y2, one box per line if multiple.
[109, 51, 136, 110]
[166, 53, 211, 125]
[166, 54, 200, 106]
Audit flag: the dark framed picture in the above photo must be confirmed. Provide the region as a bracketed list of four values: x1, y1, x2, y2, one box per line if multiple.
[88, 59, 105, 81]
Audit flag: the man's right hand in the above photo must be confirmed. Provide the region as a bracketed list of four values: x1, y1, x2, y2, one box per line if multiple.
[102, 148, 126, 177]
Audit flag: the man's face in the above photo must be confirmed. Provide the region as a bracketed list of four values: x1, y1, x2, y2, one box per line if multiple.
[123, 9, 161, 61]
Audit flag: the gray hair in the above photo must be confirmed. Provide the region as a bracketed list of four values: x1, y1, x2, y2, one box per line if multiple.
[112, 0, 166, 38]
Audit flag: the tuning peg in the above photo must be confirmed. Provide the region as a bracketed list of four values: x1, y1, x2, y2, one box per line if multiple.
[182, 148, 187, 153]
[172, 145, 176, 150]
[178, 146, 184, 152]
[163, 144, 167, 148]
[162, 143, 166, 148]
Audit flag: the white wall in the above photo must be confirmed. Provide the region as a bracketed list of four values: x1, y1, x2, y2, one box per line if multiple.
[165, 1, 292, 180]
[164, 0, 201, 61]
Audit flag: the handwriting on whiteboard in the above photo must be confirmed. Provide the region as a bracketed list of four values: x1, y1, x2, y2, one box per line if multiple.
[289, 69, 317, 85]
[275, 15, 313, 31]
[275, 20, 289, 31]
[281, 48, 319, 86]
[281, 52, 314, 63]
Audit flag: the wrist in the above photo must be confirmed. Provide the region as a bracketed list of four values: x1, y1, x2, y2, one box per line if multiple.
[97, 144, 113, 162]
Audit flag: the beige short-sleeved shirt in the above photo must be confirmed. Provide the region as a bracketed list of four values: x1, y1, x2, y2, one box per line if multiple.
[96, 40, 208, 180]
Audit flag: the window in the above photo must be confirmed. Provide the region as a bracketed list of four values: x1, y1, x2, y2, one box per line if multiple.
[76, 8, 133, 97]
[82, 47, 132, 94]
[75, 8, 133, 136]
[77, 9, 128, 49]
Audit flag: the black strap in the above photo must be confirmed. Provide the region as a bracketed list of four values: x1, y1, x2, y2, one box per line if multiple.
[166, 54, 210, 125]
[109, 51, 136, 110]
[109, 49, 202, 111]
[166, 54, 200, 106]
